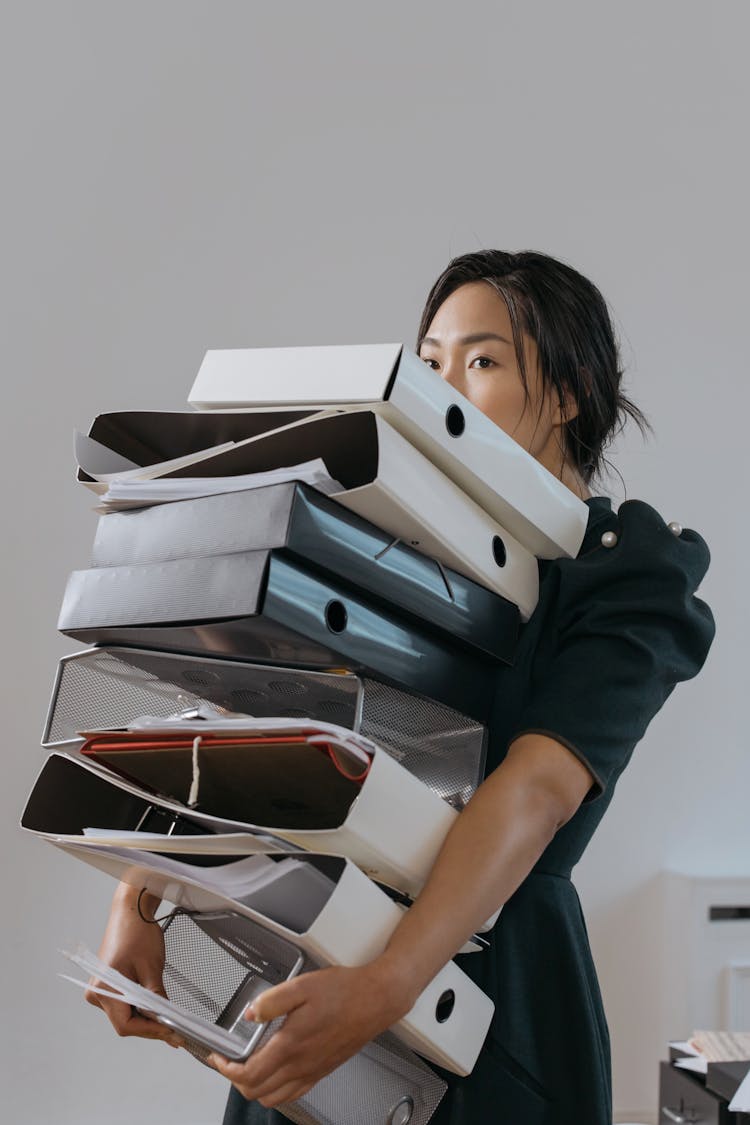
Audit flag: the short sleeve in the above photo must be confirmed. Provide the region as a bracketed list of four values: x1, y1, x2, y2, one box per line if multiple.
[510, 499, 715, 801]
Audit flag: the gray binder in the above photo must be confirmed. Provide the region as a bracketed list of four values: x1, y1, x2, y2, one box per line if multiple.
[88, 482, 519, 664]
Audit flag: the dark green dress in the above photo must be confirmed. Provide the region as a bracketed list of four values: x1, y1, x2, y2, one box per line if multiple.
[223, 497, 715, 1125]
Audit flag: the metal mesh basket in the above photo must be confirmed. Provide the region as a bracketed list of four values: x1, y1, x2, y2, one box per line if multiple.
[42, 648, 362, 746]
[359, 678, 485, 809]
[158, 909, 304, 1060]
[43, 648, 486, 808]
[161, 910, 447, 1125]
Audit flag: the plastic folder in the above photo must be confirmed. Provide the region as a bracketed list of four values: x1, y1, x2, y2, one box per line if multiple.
[43, 649, 488, 812]
[187, 342, 589, 560]
[77, 410, 539, 615]
[87, 482, 519, 663]
[57, 552, 497, 723]
[50, 840, 495, 1075]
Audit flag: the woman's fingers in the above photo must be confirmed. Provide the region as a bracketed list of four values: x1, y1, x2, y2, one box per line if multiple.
[258, 1078, 316, 1109]
[208, 965, 398, 1103]
[85, 975, 182, 1046]
[209, 1051, 314, 1106]
[249, 976, 307, 1023]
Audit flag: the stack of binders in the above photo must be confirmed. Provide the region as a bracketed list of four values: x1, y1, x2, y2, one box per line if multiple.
[22, 343, 589, 1125]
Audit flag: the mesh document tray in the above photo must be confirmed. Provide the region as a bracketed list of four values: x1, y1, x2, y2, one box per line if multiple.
[42, 648, 362, 746]
[161, 910, 447, 1125]
[158, 908, 303, 1059]
[42, 648, 487, 809]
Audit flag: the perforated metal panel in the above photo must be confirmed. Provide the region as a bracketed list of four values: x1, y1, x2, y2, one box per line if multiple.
[359, 678, 486, 809]
[43, 648, 362, 746]
[161, 910, 446, 1125]
[158, 909, 303, 1061]
[289, 1031, 448, 1125]
[43, 649, 486, 808]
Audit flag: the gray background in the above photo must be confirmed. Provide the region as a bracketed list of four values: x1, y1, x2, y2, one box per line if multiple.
[1, 2, 746, 1122]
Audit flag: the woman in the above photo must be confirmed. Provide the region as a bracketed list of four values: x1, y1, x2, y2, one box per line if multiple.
[90, 250, 715, 1125]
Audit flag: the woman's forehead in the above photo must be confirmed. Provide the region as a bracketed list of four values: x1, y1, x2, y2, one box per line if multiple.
[424, 281, 514, 342]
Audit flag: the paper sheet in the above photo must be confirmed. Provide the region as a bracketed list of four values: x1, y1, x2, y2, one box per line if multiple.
[93, 711, 375, 774]
[674, 1056, 708, 1074]
[60, 947, 254, 1056]
[94, 457, 344, 511]
[730, 1067, 750, 1112]
[75, 850, 337, 932]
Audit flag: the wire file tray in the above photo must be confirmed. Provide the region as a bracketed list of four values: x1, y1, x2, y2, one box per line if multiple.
[161, 909, 447, 1125]
[43, 647, 363, 745]
[43, 648, 487, 809]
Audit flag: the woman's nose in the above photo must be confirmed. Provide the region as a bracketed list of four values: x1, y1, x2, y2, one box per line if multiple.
[440, 361, 465, 392]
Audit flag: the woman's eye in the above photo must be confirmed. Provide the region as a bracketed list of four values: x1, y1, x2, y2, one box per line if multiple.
[470, 355, 495, 370]
[420, 356, 440, 370]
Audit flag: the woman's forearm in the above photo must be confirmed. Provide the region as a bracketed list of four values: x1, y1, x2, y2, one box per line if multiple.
[371, 734, 592, 1012]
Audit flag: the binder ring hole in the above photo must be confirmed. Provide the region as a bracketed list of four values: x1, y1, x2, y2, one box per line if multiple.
[435, 989, 455, 1023]
[492, 536, 507, 568]
[325, 600, 348, 634]
[445, 404, 465, 437]
[389, 1097, 415, 1125]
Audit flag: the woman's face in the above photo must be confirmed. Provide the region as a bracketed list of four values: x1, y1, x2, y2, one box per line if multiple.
[418, 281, 574, 480]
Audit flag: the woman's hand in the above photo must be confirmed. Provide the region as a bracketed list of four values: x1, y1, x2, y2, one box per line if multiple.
[84, 882, 183, 1048]
[207, 960, 413, 1108]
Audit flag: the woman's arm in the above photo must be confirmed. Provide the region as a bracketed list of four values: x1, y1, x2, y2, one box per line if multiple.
[209, 733, 593, 1107]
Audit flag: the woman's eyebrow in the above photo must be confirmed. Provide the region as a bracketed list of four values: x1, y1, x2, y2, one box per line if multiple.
[421, 332, 513, 348]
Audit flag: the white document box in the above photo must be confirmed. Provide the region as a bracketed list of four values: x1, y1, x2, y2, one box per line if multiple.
[188, 342, 589, 560]
[22, 751, 494, 946]
[26, 725, 459, 900]
[51, 837, 494, 1075]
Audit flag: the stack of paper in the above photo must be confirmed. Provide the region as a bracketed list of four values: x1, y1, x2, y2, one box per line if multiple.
[77, 429, 344, 512]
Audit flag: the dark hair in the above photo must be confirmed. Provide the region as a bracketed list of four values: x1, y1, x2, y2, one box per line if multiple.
[416, 249, 648, 484]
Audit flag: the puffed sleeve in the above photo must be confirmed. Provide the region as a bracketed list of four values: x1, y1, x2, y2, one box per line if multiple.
[510, 500, 715, 801]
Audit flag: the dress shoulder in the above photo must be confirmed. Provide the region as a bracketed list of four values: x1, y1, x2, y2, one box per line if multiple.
[556, 497, 713, 633]
[511, 498, 715, 799]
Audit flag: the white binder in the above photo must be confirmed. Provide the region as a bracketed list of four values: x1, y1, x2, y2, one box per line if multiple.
[53, 838, 494, 1075]
[25, 719, 461, 899]
[188, 342, 588, 560]
[76, 410, 538, 615]
[21, 750, 493, 950]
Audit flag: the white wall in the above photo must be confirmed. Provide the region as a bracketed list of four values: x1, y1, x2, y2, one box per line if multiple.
[1, 3, 747, 1122]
